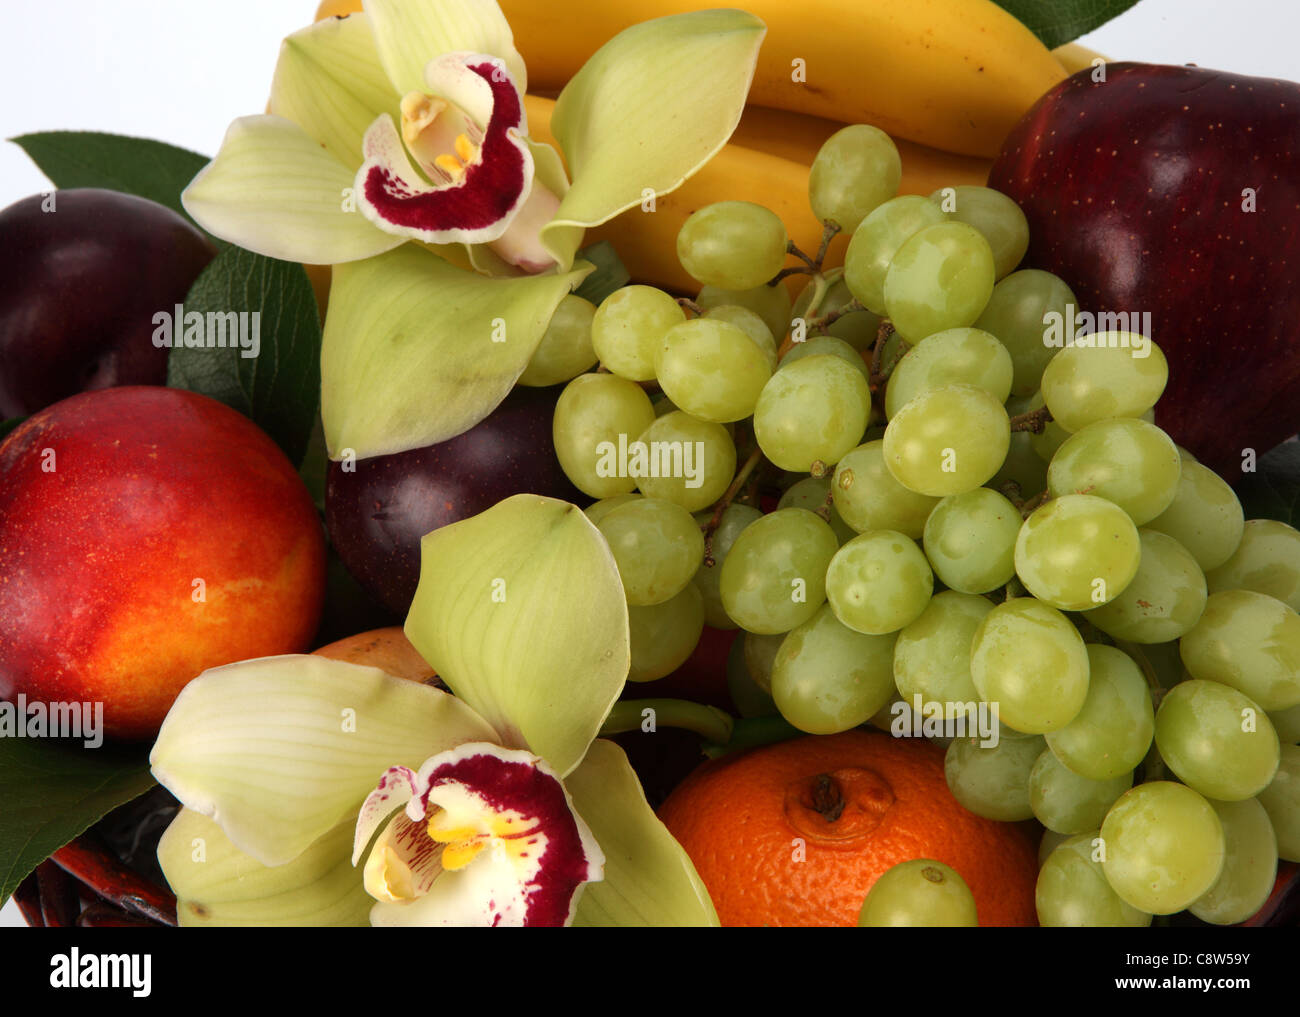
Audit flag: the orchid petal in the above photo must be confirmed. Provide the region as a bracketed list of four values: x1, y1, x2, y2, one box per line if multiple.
[365, 0, 526, 98]
[158, 809, 373, 927]
[270, 12, 396, 172]
[182, 115, 405, 264]
[353, 57, 532, 245]
[149, 654, 497, 867]
[566, 740, 719, 927]
[361, 810, 444, 902]
[369, 742, 602, 926]
[320, 245, 591, 459]
[405, 495, 629, 777]
[541, 10, 765, 264]
[351, 764, 419, 865]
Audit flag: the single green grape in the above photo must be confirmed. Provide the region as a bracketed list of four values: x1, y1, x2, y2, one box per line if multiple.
[719, 508, 839, 633]
[1029, 748, 1133, 835]
[692, 503, 763, 629]
[884, 328, 1013, 420]
[922, 488, 1020, 594]
[883, 222, 996, 342]
[1179, 589, 1300, 710]
[1015, 494, 1141, 610]
[1257, 743, 1300, 861]
[843, 195, 949, 314]
[655, 318, 772, 423]
[858, 859, 978, 927]
[754, 354, 871, 472]
[770, 603, 897, 734]
[726, 629, 777, 718]
[974, 269, 1078, 397]
[518, 294, 598, 387]
[943, 733, 1044, 822]
[1207, 518, 1300, 612]
[1190, 797, 1279, 925]
[883, 384, 1010, 497]
[777, 476, 856, 544]
[703, 304, 779, 370]
[1047, 417, 1181, 525]
[792, 275, 885, 350]
[553, 373, 656, 498]
[677, 201, 789, 291]
[1039, 335, 1168, 432]
[969, 597, 1090, 734]
[1036, 832, 1152, 927]
[780, 335, 870, 384]
[1154, 679, 1280, 802]
[1146, 455, 1245, 572]
[590, 285, 685, 382]
[627, 583, 705, 682]
[1045, 644, 1155, 781]
[808, 124, 901, 231]
[825, 529, 933, 635]
[832, 440, 939, 538]
[1039, 829, 1072, 868]
[1099, 781, 1225, 915]
[596, 497, 704, 606]
[583, 493, 642, 527]
[893, 591, 993, 719]
[696, 282, 793, 348]
[929, 185, 1029, 280]
[634, 410, 736, 513]
[743, 629, 787, 695]
[1083, 529, 1207, 644]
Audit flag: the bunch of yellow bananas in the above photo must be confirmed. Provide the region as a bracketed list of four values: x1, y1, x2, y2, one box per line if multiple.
[314, 0, 1101, 294]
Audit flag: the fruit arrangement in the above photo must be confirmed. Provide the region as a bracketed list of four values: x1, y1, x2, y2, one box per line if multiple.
[1, 0, 1298, 937]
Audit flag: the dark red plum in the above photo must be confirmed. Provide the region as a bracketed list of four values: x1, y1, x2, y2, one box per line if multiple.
[326, 384, 584, 615]
[0, 189, 215, 418]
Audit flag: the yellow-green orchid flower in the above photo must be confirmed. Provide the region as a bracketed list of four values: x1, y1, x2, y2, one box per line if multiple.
[149, 496, 718, 927]
[180, 0, 765, 461]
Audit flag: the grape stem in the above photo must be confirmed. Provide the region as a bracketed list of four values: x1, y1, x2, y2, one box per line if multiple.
[1000, 480, 1025, 508]
[813, 220, 842, 267]
[599, 698, 735, 745]
[702, 714, 803, 759]
[769, 265, 814, 285]
[1009, 405, 1054, 434]
[701, 447, 764, 553]
[676, 297, 704, 315]
[1018, 489, 1051, 518]
[810, 297, 865, 336]
[786, 240, 820, 272]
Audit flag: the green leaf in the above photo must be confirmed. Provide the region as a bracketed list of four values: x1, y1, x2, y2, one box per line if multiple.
[573, 241, 630, 306]
[166, 244, 323, 466]
[542, 9, 765, 263]
[159, 809, 373, 927]
[0, 418, 25, 440]
[405, 495, 630, 777]
[990, 0, 1139, 50]
[150, 654, 496, 867]
[1236, 442, 1300, 527]
[567, 740, 718, 927]
[321, 245, 591, 459]
[10, 131, 209, 225]
[0, 738, 155, 904]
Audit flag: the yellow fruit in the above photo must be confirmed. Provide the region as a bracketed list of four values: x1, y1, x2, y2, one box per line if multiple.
[1052, 41, 1111, 76]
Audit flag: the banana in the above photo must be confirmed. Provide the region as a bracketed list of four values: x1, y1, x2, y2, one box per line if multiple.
[1052, 42, 1111, 76]
[524, 95, 988, 295]
[501, 0, 1065, 158]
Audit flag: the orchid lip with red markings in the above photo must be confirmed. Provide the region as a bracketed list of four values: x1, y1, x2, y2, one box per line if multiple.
[354, 742, 604, 927]
[355, 52, 534, 247]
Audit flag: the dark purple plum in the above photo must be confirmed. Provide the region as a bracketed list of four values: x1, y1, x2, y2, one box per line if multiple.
[326, 384, 585, 615]
[0, 189, 216, 418]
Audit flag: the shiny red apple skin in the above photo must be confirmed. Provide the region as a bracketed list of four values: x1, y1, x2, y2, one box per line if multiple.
[0, 189, 216, 419]
[988, 62, 1300, 478]
[0, 387, 326, 740]
[325, 384, 583, 616]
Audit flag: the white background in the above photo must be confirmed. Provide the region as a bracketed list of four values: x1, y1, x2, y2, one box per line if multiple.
[2, 0, 1298, 927]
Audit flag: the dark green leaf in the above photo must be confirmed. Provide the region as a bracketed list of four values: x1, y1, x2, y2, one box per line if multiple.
[299, 416, 329, 514]
[10, 132, 209, 226]
[167, 245, 323, 466]
[0, 738, 155, 904]
[0, 418, 25, 440]
[1235, 441, 1300, 527]
[574, 240, 630, 306]
[991, 0, 1139, 50]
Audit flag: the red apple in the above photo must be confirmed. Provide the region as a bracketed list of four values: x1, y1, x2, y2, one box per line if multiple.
[0, 387, 326, 739]
[989, 63, 1300, 477]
